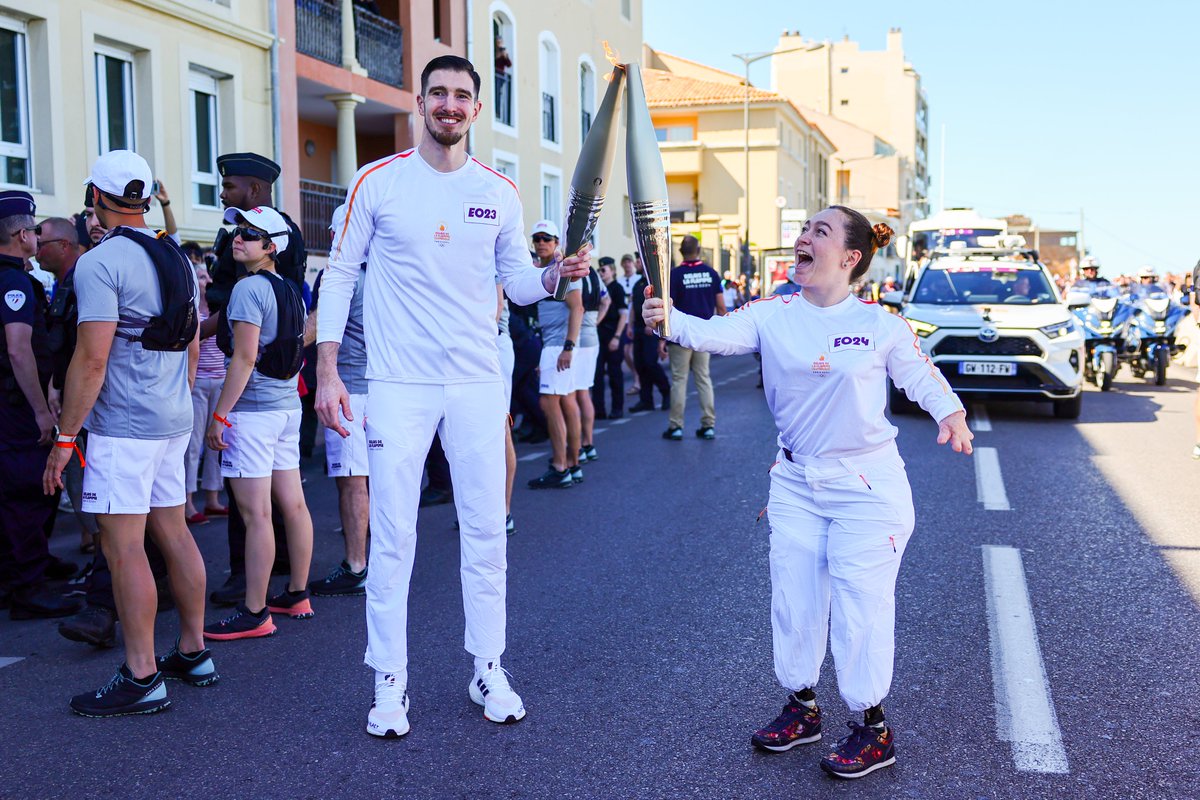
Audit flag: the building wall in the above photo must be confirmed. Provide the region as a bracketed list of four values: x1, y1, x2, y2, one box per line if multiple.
[2, 0, 274, 243]
[469, 0, 641, 261]
[771, 29, 929, 216]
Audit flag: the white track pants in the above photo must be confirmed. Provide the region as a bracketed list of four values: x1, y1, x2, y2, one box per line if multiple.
[767, 442, 915, 712]
[363, 380, 508, 673]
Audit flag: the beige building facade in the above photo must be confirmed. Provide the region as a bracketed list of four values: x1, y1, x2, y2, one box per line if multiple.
[468, 0, 641, 261]
[641, 48, 835, 276]
[771, 28, 930, 221]
[0, 0, 275, 243]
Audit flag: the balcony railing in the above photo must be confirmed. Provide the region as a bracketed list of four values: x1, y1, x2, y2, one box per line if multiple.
[295, 1, 404, 89]
[296, 0, 341, 66]
[300, 179, 347, 255]
[541, 92, 557, 142]
[494, 71, 513, 126]
[355, 6, 403, 88]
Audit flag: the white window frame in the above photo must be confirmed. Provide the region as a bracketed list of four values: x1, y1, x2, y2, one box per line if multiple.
[0, 16, 31, 189]
[95, 44, 136, 154]
[492, 147, 519, 182]
[540, 163, 563, 227]
[489, 2, 518, 139]
[538, 31, 561, 152]
[188, 69, 221, 209]
[578, 54, 596, 148]
[621, 0, 632, 21]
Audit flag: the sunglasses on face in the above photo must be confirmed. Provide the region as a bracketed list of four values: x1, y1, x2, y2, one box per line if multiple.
[22, 224, 40, 236]
[531, 235, 555, 244]
[233, 226, 278, 243]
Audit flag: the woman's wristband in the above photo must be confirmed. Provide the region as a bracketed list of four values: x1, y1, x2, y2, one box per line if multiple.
[212, 413, 232, 428]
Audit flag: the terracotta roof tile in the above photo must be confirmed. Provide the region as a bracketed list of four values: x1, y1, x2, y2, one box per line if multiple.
[642, 67, 779, 108]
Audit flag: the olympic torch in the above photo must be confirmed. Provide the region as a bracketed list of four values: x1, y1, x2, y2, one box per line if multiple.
[624, 62, 672, 337]
[554, 65, 626, 300]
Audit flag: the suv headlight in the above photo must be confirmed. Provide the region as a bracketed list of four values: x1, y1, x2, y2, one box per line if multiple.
[905, 318, 939, 337]
[1039, 319, 1077, 339]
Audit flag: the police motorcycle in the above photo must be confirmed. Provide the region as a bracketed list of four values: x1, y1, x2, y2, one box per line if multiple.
[1069, 285, 1132, 391]
[1124, 288, 1188, 386]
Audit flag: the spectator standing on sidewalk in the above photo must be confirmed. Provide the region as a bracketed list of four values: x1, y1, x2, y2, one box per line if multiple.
[629, 269, 670, 413]
[593, 257, 627, 419]
[184, 263, 226, 523]
[528, 220, 583, 488]
[575, 262, 607, 462]
[616, 254, 640, 395]
[663, 236, 725, 441]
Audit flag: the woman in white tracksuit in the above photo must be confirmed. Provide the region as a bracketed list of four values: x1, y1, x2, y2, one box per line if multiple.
[642, 206, 973, 780]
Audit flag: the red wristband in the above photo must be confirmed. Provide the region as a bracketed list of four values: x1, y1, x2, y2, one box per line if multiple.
[212, 413, 232, 428]
[54, 440, 86, 468]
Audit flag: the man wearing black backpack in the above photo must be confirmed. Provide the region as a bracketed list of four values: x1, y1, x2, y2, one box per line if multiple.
[43, 150, 216, 718]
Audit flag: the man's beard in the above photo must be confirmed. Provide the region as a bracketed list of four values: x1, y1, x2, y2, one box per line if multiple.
[425, 115, 466, 146]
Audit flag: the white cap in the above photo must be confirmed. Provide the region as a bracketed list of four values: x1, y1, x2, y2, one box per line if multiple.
[223, 206, 290, 254]
[531, 219, 560, 239]
[1137, 265, 1157, 278]
[84, 150, 153, 207]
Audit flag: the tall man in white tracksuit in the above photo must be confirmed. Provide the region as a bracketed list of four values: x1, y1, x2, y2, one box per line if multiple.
[315, 55, 590, 739]
[642, 205, 973, 780]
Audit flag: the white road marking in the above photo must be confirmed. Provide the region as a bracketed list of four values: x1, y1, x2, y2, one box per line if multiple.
[517, 451, 548, 463]
[972, 404, 992, 432]
[974, 447, 1011, 511]
[982, 545, 1069, 774]
[0, 657, 23, 669]
[608, 417, 630, 425]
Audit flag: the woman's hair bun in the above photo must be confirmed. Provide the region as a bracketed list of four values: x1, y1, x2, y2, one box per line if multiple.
[872, 222, 894, 250]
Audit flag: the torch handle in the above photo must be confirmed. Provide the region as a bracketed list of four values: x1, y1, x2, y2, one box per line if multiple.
[554, 189, 607, 301]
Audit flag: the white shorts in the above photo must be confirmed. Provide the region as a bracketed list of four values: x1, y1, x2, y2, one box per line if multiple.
[498, 331, 515, 409]
[220, 408, 302, 478]
[539, 345, 575, 396]
[572, 345, 599, 391]
[82, 432, 189, 514]
[325, 393, 369, 477]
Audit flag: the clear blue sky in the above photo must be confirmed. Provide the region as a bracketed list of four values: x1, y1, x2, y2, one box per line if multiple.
[643, 1, 1200, 274]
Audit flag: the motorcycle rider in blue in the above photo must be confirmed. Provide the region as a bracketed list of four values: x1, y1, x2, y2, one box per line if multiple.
[1071, 257, 1110, 292]
[1128, 266, 1166, 298]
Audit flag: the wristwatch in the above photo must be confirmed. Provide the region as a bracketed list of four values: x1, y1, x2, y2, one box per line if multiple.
[563, 339, 575, 351]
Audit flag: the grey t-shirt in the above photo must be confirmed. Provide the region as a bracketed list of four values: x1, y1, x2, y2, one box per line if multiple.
[536, 280, 581, 347]
[578, 276, 607, 348]
[495, 273, 510, 336]
[226, 273, 300, 412]
[338, 268, 368, 394]
[74, 228, 196, 439]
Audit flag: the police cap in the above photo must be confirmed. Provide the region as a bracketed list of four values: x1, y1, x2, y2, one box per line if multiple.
[216, 152, 281, 183]
[0, 190, 35, 220]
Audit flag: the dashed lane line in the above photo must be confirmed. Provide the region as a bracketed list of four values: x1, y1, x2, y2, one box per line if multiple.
[983, 545, 1069, 774]
[974, 447, 1011, 511]
[0, 657, 24, 670]
[972, 404, 993, 432]
[517, 451, 548, 463]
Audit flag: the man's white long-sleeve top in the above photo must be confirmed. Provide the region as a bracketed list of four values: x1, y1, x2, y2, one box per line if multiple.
[316, 148, 549, 383]
[666, 291, 964, 459]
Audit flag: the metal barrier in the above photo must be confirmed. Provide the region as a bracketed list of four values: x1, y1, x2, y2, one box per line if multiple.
[355, 6, 403, 88]
[300, 179, 346, 255]
[295, 0, 341, 66]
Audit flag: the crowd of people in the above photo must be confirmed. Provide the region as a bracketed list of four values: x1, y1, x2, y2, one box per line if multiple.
[1, 53, 994, 782]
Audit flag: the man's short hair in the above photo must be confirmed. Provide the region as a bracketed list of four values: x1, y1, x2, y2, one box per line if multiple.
[421, 55, 481, 98]
[680, 235, 700, 258]
[620, 254, 634, 264]
[38, 217, 80, 246]
[0, 213, 33, 246]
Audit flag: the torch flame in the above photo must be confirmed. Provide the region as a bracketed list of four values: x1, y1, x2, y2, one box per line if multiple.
[603, 40, 622, 68]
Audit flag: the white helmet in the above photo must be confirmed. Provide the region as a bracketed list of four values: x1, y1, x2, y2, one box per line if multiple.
[1137, 265, 1158, 280]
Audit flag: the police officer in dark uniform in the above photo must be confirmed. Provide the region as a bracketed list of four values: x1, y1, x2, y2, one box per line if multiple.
[0, 190, 82, 618]
[205, 152, 307, 606]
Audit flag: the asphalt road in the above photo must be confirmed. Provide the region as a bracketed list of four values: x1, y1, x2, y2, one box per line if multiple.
[2, 354, 1198, 799]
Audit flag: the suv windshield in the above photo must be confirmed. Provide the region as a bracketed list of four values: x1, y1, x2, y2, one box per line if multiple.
[913, 265, 1057, 305]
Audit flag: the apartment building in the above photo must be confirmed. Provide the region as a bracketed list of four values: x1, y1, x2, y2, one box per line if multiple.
[771, 28, 930, 221]
[641, 47, 835, 275]
[0, 0, 275, 242]
[468, 0, 641, 261]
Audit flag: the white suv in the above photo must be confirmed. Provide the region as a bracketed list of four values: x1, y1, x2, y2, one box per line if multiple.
[882, 246, 1085, 419]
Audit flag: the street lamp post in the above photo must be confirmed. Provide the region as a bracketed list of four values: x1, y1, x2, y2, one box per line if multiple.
[732, 42, 823, 280]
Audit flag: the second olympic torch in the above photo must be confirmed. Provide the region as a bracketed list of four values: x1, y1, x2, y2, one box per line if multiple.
[553, 65, 626, 300]
[624, 63, 672, 337]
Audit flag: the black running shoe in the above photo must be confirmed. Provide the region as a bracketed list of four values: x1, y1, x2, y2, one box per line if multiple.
[70, 664, 169, 718]
[309, 561, 367, 597]
[157, 641, 219, 687]
[751, 695, 822, 752]
[696, 426, 715, 440]
[570, 465, 583, 484]
[204, 604, 277, 641]
[819, 722, 896, 779]
[506, 514, 516, 537]
[528, 466, 573, 489]
[662, 427, 683, 441]
[580, 444, 598, 462]
[266, 588, 315, 620]
[58, 605, 117, 648]
[209, 573, 245, 607]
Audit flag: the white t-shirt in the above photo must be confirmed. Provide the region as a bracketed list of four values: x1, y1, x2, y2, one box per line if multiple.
[667, 290, 964, 459]
[317, 148, 548, 383]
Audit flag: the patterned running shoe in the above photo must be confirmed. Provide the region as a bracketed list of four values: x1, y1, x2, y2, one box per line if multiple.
[69, 664, 169, 718]
[267, 588, 315, 619]
[367, 673, 410, 739]
[157, 641, 220, 686]
[819, 721, 896, 779]
[309, 561, 367, 597]
[751, 695, 822, 752]
[469, 660, 526, 723]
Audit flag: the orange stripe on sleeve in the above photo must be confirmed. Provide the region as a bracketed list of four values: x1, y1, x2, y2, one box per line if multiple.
[332, 150, 412, 259]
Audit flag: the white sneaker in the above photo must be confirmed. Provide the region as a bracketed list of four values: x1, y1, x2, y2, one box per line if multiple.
[468, 660, 526, 723]
[366, 673, 410, 738]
